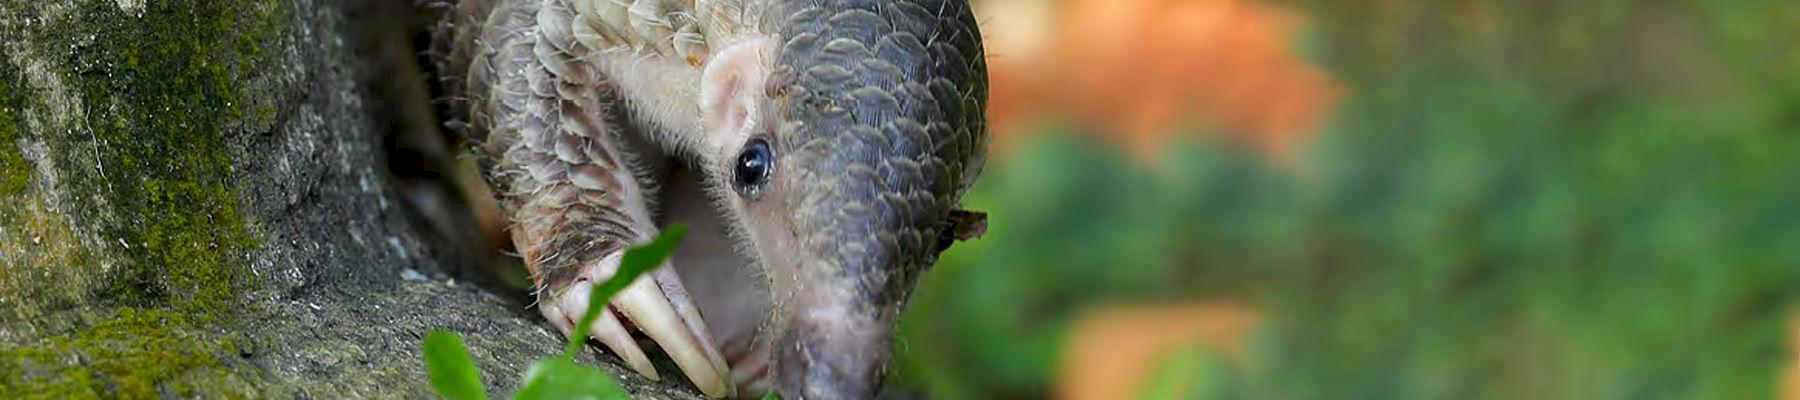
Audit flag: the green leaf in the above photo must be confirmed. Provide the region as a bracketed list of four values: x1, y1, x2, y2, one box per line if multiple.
[423, 330, 490, 400]
[761, 392, 784, 400]
[514, 357, 632, 400]
[563, 224, 690, 357]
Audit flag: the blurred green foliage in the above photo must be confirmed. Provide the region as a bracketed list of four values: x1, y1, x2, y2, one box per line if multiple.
[893, 1, 1800, 399]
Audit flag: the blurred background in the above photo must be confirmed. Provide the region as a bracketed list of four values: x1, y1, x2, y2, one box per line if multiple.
[886, 0, 1800, 399]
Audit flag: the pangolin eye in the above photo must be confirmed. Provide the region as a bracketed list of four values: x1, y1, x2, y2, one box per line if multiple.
[732, 139, 774, 195]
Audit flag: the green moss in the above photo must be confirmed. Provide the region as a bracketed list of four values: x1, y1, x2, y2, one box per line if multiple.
[0, 0, 295, 397]
[0, 59, 29, 195]
[39, 0, 285, 317]
[0, 308, 258, 398]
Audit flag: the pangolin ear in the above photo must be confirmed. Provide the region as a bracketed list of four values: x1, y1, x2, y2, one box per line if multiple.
[699, 38, 774, 155]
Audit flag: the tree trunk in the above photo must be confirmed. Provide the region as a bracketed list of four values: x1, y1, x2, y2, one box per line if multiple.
[0, 0, 699, 397]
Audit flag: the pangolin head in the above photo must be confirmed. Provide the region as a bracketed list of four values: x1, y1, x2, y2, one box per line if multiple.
[698, 1, 988, 397]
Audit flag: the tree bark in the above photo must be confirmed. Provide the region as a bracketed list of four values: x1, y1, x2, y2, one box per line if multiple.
[0, 0, 699, 397]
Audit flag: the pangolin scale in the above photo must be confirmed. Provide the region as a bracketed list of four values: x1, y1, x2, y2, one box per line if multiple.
[429, 0, 988, 397]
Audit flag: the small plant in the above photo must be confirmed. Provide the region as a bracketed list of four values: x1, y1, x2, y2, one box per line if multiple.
[424, 225, 689, 400]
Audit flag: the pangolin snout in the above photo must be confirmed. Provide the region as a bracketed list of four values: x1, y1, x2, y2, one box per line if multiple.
[773, 294, 891, 399]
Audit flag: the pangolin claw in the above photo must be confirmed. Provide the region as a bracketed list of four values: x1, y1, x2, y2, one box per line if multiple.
[540, 251, 734, 398]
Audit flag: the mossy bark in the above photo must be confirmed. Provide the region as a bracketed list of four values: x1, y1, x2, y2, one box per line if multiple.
[0, 0, 701, 398]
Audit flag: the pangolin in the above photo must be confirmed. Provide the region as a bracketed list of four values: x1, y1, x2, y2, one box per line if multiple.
[430, 0, 989, 397]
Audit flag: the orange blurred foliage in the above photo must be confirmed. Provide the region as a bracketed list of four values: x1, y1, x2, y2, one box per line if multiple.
[1057, 303, 1261, 400]
[978, 0, 1338, 160]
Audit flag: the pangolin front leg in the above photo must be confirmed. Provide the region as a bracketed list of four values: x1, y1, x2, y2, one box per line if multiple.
[447, 0, 731, 396]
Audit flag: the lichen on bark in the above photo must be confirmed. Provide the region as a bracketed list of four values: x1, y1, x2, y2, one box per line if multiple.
[0, 0, 288, 396]
[0, 48, 102, 322]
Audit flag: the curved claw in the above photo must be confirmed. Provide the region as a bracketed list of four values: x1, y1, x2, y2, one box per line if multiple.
[544, 277, 660, 381]
[540, 251, 734, 398]
[648, 266, 733, 387]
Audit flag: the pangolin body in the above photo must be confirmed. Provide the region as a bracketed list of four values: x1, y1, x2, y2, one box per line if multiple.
[432, 0, 988, 398]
